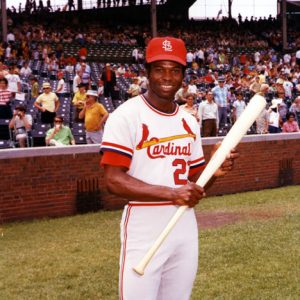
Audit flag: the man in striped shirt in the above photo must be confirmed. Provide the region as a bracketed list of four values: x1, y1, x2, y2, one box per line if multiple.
[0, 77, 12, 119]
[212, 76, 228, 128]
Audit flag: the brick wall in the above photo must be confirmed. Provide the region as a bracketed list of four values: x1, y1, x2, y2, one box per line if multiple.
[0, 134, 299, 223]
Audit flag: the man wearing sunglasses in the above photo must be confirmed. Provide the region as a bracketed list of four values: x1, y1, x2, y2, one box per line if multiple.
[45, 115, 75, 146]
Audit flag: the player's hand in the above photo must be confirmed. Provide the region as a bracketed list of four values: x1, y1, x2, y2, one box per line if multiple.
[171, 182, 205, 208]
[212, 142, 240, 177]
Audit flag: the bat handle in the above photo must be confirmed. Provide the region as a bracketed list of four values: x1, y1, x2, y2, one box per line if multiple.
[133, 205, 188, 275]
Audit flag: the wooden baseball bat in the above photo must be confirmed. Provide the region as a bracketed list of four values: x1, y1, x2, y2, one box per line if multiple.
[133, 94, 266, 276]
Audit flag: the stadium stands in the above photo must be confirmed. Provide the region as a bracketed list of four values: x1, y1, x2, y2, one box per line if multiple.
[0, 8, 299, 148]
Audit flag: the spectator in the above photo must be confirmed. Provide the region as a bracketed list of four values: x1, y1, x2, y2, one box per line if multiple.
[79, 90, 109, 144]
[137, 70, 148, 93]
[80, 63, 91, 88]
[132, 47, 139, 63]
[72, 82, 87, 121]
[5, 66, 21, 96]
[101, 63, 117, 99]
[198, 90, 219, 137]
[187, 77, 198, 97]
[30, 77, 39, 100]
[117, 64, 126, 77]
[232, 91, 246, 123]
[289, 96, 300, 115]
[45, 115, 75, 146]
[249, 76, 261, 94]
[179, 93, 199, 122]
[127, 77, 141, 98]
[212, 75, 228, 128]
[0, 77, 12, 119]
[9, 104, 32, 147]
[55, 71, 66, 96]
[20, 62, 32, 78]
[278, 100, 288, 123]
[296, 48, 300, 67]
[282, 112, 300, 133]
[186, 50, 194, 68]
[68, 0, 76, 11]
[255, 104, 269, 134]
[34, 82, 60, 124]
[78, 45, 88, 60]
[268, 99, 282, 133]
[283, 75, 293, 100]
[7, 31, 15, 44]
[97, 80, 104, 97]
[73, 70, 82, 94]
[175, 81, 189, 105]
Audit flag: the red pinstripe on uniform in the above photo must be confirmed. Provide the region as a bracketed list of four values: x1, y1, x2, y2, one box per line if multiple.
[119, 205, 132, 300]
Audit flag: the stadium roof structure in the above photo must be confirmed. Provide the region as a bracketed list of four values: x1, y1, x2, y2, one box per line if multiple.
[286, 0, 300, 12]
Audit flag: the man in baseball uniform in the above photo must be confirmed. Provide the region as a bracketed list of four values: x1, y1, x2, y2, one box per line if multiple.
[100, 37, 238, 300]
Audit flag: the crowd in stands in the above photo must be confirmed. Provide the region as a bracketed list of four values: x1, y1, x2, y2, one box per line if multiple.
[0, 15, 300, 148]
[7, 0, 168, 14]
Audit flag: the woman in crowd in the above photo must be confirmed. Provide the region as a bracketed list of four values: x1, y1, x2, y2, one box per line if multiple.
[282, 112, 300, 133]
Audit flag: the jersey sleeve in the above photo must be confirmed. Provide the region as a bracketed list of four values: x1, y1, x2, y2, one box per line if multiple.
[100, 109, 134, 169]
[187, 119, 205, 177]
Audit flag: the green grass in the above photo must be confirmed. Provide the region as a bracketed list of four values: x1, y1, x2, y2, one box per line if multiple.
[1, 186, 300, 299]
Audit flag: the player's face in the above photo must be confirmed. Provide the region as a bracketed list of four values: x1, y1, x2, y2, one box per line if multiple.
[147, 61, 184, 102]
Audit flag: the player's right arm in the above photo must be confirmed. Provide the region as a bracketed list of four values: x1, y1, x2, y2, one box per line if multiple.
[103, 164, 204, 208]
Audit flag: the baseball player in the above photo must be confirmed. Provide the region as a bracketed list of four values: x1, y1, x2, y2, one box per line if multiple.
[100, 37, 238, 300]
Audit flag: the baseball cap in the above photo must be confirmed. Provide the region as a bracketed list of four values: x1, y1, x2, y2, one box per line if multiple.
[146, 37, 187, 66]
[86, 90, 98, 97]
[270, 98, 282, 109]
[42, 82, 51, 89]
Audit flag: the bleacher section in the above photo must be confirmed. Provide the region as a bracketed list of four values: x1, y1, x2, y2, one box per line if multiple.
[0, 59, 134, 148]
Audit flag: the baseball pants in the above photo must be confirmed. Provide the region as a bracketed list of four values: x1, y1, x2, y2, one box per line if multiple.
[119, 202, 198, 300]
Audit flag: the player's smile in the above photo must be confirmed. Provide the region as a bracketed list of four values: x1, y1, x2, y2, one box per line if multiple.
[146, 60, 184, 111]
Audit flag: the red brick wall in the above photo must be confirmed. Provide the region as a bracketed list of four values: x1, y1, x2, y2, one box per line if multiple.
[0, 134, 299, 223]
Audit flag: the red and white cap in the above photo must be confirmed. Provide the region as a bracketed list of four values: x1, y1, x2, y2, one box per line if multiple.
[146, 37, 187, 66]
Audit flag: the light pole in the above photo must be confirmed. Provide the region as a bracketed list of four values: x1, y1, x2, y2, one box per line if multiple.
[1, 0, 7, 43]
[151, 0, 157, 37]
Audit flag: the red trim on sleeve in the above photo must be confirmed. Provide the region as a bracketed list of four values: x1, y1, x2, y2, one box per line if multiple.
[101, 141, 134, 154]
[188, 164, 206, 177]
[100, 151, 131, 169]
[188, 156, 205, 165]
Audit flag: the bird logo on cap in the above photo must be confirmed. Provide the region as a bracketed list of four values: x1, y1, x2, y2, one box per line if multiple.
[162, 40, 173, 52]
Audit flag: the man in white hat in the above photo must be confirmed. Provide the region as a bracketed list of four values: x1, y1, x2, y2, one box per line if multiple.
[34, 82, 60, 124]
[268, 99, 282, 133]
[79, 90, 109, 144]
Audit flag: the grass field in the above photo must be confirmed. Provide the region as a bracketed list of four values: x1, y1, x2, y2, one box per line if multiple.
[1, 186, 300, 299]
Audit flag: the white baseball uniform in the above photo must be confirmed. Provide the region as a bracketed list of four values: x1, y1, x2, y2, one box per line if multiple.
[101, 95, 205, 300]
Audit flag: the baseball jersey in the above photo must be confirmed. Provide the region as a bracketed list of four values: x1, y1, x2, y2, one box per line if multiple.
[100, 95, 205, 189]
